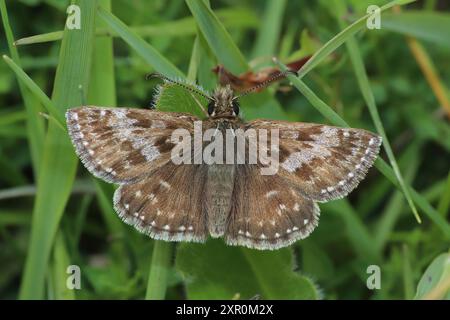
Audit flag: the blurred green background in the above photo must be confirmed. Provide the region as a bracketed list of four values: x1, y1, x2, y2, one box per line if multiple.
[0, 0, 449, 300]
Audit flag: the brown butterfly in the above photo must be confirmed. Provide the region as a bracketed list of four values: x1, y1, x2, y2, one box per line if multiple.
[66, 71, 382, 250]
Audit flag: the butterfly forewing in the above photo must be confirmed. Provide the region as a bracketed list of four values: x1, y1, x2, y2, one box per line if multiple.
[66, 106, 199, 184]
[247, 120, 382, 202]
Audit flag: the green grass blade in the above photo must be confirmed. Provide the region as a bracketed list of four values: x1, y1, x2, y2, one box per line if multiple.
[251, 0, 287, 58]
[276, 60, 450, 237]
[437, 172, 450, 219]
[19, 0, 97, 299]
[297, 0, 417, 79]
[382, 11, 450, 48]
[50, 232, 75, 300]
[0, 0, 45, 175]
[88, 0, 116, 107]
[88, 0, 130, 285]
[14, 8, 259, 46]
[344, 41, 421, 222]
[2, 56, 66, 130]
[145, 241, 173, 300]
[374, 144, 421, 251]
[402, 245, 415, 299]
[97, 7, 183, 79]
[331, 3, 420, 222]
[186, 0, 248, 74]
[14, 31, 63, 46]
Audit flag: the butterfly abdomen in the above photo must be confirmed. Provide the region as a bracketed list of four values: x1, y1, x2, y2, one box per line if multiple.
[204, 164, 235, 237]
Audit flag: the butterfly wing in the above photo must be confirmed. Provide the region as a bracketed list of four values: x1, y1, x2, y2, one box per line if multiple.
[225, 164, 319, 250]
[113, 162, 208, 242]
[246, 120, 382, 202]
[66, 106, 198, 184]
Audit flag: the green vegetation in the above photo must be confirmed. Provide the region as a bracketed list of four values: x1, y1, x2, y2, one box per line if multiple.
[0, 0, 449, 300]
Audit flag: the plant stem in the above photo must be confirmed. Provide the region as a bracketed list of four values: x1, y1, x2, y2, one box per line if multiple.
[145, 241, 173, 300]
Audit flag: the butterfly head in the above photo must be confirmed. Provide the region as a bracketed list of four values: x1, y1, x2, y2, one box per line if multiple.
[208, 85, 239, 118]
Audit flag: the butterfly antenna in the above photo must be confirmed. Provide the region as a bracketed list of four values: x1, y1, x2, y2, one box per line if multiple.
[146, 72, 213, 101]
[234, 69, 298, 99]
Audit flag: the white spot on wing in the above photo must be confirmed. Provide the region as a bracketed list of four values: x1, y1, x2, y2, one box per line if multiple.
[265, 190, 278, 198]
[159, 180, 171, 189]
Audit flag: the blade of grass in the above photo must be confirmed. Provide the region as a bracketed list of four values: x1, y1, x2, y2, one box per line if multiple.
[297, 0, 417, 79]
[185, 0, 248, 74]
[14, 8, 259, 46]
[87, 0, 131, 285]
[331, 3, 421, 223]
[19, 0, 97, 299]
[97, 7, 183, 79]
[145, 241, 173, 300]
[382, 11, 450, 48]
[251, 0, 286, 59]
[50, 232, 75, 299]
[374, 144, 421, 251]
[276, 59, 450, 237]
[402, 244, 415, 299]
[2, 56, 66, 130]
[437, 172, 450, 219]
[0, 0, 45, 175]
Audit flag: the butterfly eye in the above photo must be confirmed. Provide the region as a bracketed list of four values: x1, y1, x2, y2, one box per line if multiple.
[207, 100, 215, 115]
[232, 100, 240, 116]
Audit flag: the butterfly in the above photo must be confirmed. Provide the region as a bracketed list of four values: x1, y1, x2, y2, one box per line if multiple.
[66, 71, 382, 250]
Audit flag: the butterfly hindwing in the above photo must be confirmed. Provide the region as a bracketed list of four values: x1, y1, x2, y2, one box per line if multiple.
[113, 162, 208, 242]
[66, 106, 199, 184]
[225, 164, 320, 250]
[247, 120, 382, 202]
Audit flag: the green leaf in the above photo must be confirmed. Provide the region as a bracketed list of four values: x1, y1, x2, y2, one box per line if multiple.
[383, 11, 450, 48]
[415, 252, 450, 300]
[154, 82, 209, 119]
[19, 0, 97, 299]
[176, 240, 319, 299]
